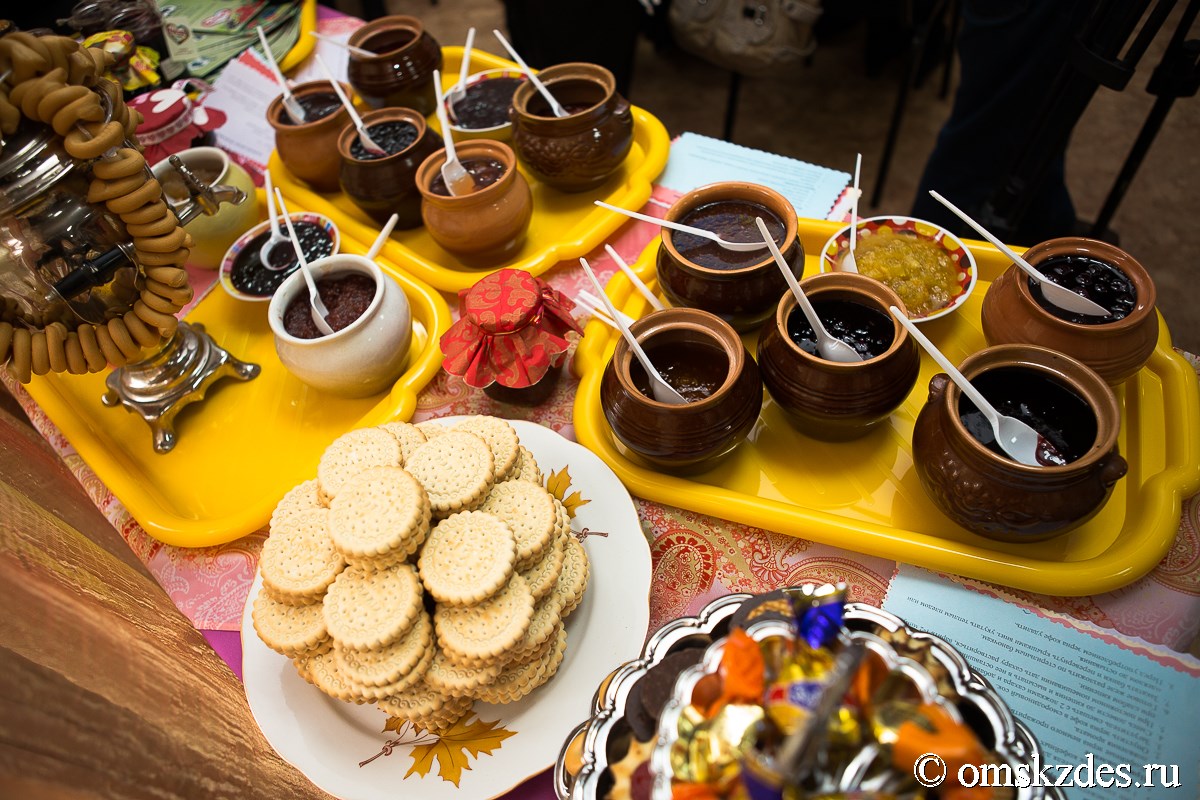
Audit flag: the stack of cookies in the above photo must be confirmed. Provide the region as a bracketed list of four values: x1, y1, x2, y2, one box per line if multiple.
[252, 415, 590, 733]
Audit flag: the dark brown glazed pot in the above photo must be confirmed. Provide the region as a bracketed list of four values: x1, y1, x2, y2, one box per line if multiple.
[510, 62, 634, 192]
[600, 308, 762, 474]
[415, 140, 533, 264]
[757, 273, 920, 440]
[338, 107, 438, 227]
[912, 344, 1127, 542]
[981, 237, 1158, 384]
[656, 182, 802, 332]
[346, 15, 443, 114]
[269, 81, 353, 193]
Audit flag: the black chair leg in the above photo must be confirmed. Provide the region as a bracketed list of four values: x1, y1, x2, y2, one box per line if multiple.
[723, 71, 742, 142]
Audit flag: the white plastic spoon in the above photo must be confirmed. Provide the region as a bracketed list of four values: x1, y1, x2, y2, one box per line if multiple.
[575, 289, 636, 329]
[842, 152, 863, 274]
[314, 54, 386, 157]
[431, 70, 476, 196]
[929, 190, 1110, 317]
[256, 26, 306, 124]
[605, 244, 664, 311]
[579, 257, 687, 405]
[493, 29, 568, 118]
[755, 217, 862, 363]
[888, 305, 1042, 466]
[366, 213, 399, 260]
[594, 201, 768, 253]
[259, 171, 292, 268]
[275, 189, 335, 336]
[449, 27, 476, 105]
[309, 31, 374, 58]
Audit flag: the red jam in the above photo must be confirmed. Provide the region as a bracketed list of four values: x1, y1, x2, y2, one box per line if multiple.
[428, 157, 506, 196]
[629, 340, 729, 403]
[672, 201, 785, 270]
[283, 273, 376, 339]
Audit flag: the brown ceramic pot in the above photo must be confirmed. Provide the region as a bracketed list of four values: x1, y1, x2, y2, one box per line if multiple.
[415, 140, 532, 264]
[269, 81, 353, 193]
[757, 273, 920, 440]
[510, 63, 634, 192]
[911, 344, 1127, 542]
[656, 182, 802, 332]
[981, 237, 1158, 384]
[346, 15, 442, 114]
[338, 107, 439, 227]
[599, 308, 762, 474]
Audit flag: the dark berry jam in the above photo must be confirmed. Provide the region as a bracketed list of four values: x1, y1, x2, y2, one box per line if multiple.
[1029, 255, 1136, 324]
[230, 221, 334, 297]
[277, 92, 342, 125]
[629, 340, 729, 403]
[451, 76, 524, 129]
[672, 201, 784, 270]
[283, 273, 376, 339]
[527, 79, 602, 117]
[787, 300, 894, 360]
[958, 367, 1094, 466]
[349, 120, 418, 160]
[359, 29, 415, 54]
[428, 157, 506, 196]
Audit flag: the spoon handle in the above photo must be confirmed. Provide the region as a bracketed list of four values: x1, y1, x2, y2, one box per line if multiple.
[754, 217, 832, 340]
[928, 190, 1048, 283]
[605, 244, 664, 311]
[310, 31, 374, 58]
[432, 69, 458, 161]
[264, 171, 280, 239]
[256, 27, 295, 101]
[458, 28, 475, 90]
[314, 55, 368, 133]
[493, 29, 568, 117]
[850, 152, 862, 253]
[367, 214, 399, 260]
[888, 305, 998, 425]
[594, 201, 723, 244]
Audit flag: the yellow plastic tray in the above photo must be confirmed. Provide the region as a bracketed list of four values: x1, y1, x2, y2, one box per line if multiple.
[272, 47, 670, 293]
[572, 219, 1200, 596]
[22, 219, 452, 549]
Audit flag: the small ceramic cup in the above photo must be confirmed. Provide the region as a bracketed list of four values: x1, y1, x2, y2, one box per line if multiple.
[268, 80, 354, 193]
[151, 146, 258, 270]
[415, 140, 533, 264]
[911, 343, 1127, 542]
[656, 181, 802, 332]
[339, 107, 439, 228]
[268, 254, 412, 398]
[599, 307, 762, 474]
[346, 15, 443, 114]
[980, 237, 1158, 384]
[445, 68, 528, 142]
[757, 273, 920, 440]
[510, 62, 634, 192]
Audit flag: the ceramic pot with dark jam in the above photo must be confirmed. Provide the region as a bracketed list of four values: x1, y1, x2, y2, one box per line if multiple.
[911, 344, 1127, 542]
[656, 181, 802, 332]
[600, 308, 762, 474]
[346, 15, 442, 114]
[757, 272, 919, 440]
[416, 140, 532, 264]
[510, 62, 633, 192]
[269, 81, 354, 193]
[446, 68, 527, 142]
[981, 237, 1158, 384]
[339, 107, 439, 227]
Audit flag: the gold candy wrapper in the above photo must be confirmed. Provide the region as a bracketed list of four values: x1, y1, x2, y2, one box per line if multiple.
[672, 702, 764, 784]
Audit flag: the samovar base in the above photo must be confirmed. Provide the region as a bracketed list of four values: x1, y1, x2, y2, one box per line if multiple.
[102, 321, 260, 454]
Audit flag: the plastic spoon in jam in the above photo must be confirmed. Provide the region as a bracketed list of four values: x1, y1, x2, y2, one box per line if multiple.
[259, 171, 292, 268]
[432, 69, 476, 196]
[595, 201, 768, 253]
[256, 26, 307, 124]
[888, 305, 1041, 466]
[449, 27, 476, 105]
[605, 244, 665, 311]
[579, 257, 687, 405]
[493, 29, 569, 118]
[756, 217, 862, 363]
[366, 213, 399, 261]
[314, 54, 387, 158]
[841, 152, 863, 274]
[274, 188, 335, 337]
[929, 190, 1110, 317]
[309, 31, 374, 58]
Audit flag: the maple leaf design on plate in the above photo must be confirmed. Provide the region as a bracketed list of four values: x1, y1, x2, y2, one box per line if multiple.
[401, 713, 517, 786]
[546, 465, 590, 518]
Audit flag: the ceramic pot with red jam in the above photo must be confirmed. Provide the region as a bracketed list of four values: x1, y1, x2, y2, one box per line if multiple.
[911, 344, 1127, 542]
[268, 254, 413, 398]
[339, 107, 439, 228]
[981, 237, 1158, 384]
[415, 140, 532, 264]
[269, 81, 354, 193]
[600, 307, 762, 474]
[656, 182, 802, 333]
[346, 15, 442, 114]
[510, 62, 634, 193]
[757, 273, 919, 440]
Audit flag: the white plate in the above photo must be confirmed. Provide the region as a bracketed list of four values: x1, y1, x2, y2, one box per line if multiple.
[242, 418, 652, 800]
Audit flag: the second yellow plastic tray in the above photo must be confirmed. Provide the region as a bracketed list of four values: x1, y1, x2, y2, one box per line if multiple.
[572, 220, 1200, 596]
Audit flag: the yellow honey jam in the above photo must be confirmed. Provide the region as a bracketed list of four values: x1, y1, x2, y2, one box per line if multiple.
[849, 229, 959, 316]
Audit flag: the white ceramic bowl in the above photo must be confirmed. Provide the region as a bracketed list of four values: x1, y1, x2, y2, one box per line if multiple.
[268, 254, 412, 397]
[445, 68, 528, 141]
[820, 215, 978, 323]
[219, 213, 340, 302]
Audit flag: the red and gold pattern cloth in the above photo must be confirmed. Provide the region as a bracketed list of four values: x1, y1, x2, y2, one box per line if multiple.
[440, 269, 583, 389]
